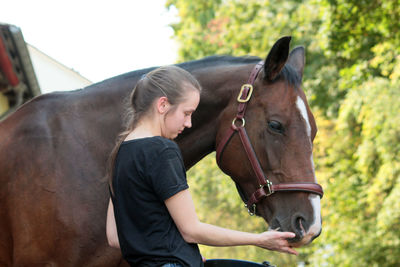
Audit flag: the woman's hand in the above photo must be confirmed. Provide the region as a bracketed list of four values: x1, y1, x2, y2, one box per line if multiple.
[256, 230, 298, 255]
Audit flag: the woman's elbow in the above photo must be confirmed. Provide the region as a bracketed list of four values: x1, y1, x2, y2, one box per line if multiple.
[107, 238, 120, 248]
[107, 232, 120, 248]
[106, 199, 120, 248]
[180, 231, 196, 244]
[179, 223, 202, 244]
[106, 225, 120, 248]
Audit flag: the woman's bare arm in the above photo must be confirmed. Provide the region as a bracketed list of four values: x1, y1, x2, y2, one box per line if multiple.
[106, 198, 120, 248]
[165, 189, 298, 255]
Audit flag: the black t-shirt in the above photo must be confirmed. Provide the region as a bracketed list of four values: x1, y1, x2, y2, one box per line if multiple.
[111, 136, 203, 267]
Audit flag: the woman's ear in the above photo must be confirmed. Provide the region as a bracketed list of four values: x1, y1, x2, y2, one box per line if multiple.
[156, 96, 170, 114]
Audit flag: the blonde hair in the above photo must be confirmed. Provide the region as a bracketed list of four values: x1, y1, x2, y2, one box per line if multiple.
[107, 65, 202, 195]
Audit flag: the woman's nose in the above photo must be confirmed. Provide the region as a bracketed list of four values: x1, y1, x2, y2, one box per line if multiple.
[184, 117, 192, 128]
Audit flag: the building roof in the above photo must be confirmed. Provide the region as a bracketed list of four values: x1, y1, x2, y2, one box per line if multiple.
[0, 23, 40, 118]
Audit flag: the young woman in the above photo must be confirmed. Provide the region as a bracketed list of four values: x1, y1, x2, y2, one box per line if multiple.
[106, 65, 298, 267]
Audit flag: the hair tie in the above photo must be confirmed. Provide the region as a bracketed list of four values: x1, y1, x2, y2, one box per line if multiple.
[139, 73, 167, 97]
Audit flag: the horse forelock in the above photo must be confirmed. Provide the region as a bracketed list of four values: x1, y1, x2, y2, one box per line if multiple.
[272, 64, 302, 88]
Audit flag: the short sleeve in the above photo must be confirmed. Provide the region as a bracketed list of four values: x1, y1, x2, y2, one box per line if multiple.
[149, 147, 188, 201]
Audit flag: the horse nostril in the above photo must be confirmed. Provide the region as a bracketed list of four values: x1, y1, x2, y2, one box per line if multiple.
[292, 214, 306, 235]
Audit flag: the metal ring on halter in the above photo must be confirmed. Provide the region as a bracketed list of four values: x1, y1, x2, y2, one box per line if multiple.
[263, 180, 274, 196]
[245, 203, 256, 216]
[232, 117, 245, 128]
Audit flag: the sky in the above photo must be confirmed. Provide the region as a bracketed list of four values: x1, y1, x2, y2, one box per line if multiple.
[0, 0, 178, 83]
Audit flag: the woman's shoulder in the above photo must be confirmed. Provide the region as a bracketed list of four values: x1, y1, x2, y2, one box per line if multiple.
[122, 136, 180, 153]
[151, 137, 182, 158]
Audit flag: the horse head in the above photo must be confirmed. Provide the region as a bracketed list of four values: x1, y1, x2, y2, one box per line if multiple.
[216, 36, 322, 247]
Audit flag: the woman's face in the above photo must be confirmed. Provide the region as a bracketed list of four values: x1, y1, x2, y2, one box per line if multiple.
[162, 89, 200, 140]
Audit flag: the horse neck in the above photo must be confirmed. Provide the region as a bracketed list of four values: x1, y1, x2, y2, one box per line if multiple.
[177, 63, 254, 169]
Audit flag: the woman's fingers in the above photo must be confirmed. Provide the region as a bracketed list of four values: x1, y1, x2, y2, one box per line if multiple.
[275, 231, 296, 239]
[277, 232, 298, 255]
[201, 254, 206, 262]
[259, 230, 299, 255]
[282, 246, 299, 255]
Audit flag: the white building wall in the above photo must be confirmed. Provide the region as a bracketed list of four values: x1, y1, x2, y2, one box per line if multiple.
[27, 44, 92, 94]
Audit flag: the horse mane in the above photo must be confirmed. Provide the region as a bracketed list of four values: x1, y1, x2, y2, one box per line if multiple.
[87, 55, 300, 91]
[176, 55, 262, 71]
[178, 55, 301, 87]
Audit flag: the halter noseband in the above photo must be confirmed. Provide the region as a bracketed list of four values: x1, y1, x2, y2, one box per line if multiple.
[216, 61, 324, 216]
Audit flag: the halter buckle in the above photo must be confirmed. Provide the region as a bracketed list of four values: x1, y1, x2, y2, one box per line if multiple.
[237, 84, 253, 103]
[263, 180, 274, 196]
[245, 203, 256, 216]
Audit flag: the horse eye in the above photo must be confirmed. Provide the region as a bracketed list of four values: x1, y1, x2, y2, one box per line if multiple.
[268, 120, 284, 134]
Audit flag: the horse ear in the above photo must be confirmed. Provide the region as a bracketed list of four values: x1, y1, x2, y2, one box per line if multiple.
[287, 46, 305, 78]
[263, 36, 291, 81]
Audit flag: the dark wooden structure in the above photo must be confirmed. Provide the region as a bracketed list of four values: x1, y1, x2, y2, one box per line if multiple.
[0, 23, 40, 119]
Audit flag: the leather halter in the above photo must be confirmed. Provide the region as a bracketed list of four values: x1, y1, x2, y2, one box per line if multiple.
[216, 61, 324, 215]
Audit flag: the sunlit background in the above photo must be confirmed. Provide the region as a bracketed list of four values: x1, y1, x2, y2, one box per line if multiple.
[0, 0, 178, 84]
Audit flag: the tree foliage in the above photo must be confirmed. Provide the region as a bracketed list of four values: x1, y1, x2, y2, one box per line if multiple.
[167, 0, 400, 266]
[308, 77, 400, 266]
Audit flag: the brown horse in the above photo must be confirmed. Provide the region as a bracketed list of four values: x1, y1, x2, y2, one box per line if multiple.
[0, 36, 322, 266]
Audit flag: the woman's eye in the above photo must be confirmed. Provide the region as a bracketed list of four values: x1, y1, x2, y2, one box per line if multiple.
[268, 120, 284, 134]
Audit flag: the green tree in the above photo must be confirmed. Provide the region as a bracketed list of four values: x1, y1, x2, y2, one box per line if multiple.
[324, 0, 400, 112]
[308, 2, 400, 264]
[327, 0, 400, 71]
[309, 77, 400, 267]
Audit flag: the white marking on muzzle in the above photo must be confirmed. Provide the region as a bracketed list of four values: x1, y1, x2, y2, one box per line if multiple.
[294, 195, 321, 247]
[307, 195, 322, 236]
